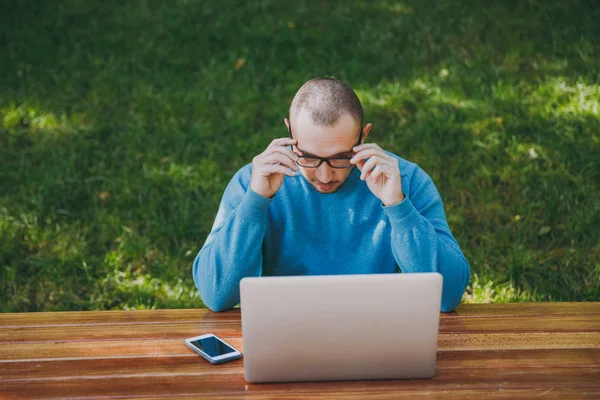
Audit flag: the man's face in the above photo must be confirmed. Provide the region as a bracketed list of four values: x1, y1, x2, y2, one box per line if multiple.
[286, 109, 369, 194]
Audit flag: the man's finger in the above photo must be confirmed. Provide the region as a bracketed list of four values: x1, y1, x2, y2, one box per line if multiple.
[359, 156, 394, 180]
[260, 152, 299, 171]
[359, 157, 378, 180]
[264, 145, 299, 163]
[268, 138, 297, 148]
[350, 148, 391, 164]
[264, 164, 297, 177]
[353, 143, 382, 152]
[370, 165, 388, 180]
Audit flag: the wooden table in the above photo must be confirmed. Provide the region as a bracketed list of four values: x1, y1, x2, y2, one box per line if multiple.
[1, 303, 599, 399]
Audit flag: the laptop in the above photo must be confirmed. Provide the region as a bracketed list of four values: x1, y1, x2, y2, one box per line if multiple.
[240, 272, 443, 383]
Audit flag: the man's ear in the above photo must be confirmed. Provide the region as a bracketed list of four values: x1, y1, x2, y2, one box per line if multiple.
[361, 123, 373, 144]
[284, 117, 290, 130]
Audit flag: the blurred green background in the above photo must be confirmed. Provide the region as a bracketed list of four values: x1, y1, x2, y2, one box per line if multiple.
[1, 0, 599, 312]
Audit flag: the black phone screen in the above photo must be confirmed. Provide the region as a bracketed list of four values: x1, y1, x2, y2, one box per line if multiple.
[190, 336, 236, 358]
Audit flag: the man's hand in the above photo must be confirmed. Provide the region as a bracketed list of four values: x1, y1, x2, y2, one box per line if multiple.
[351, 143, 405, 206]
[250, 138, 299, 198]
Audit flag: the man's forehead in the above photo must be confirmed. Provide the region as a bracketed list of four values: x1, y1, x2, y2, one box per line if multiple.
[294, 112, 358, 140]
[294, 129, 357, 157]
[295, 143, 354, 158]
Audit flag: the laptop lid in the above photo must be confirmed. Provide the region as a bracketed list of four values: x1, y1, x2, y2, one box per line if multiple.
[240, 272, 443, 383]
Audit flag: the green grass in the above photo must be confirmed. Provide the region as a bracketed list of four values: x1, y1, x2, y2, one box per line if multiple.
[1, 0, 599, 311]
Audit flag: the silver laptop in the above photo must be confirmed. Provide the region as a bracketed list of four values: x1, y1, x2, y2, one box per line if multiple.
[240, 272, 443, 383]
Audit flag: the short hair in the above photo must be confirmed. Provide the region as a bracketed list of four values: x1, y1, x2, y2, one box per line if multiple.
[290, 78, 363, 132]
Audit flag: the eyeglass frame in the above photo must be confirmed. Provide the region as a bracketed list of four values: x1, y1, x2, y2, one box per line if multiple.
[286, 121, 363, 169]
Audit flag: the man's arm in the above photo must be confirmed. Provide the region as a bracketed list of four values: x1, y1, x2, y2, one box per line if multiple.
[193, 137, 298, 312]
[384, 167, 470, 312]
[193, 167, 272, 312]
[350, 145, 470, 312]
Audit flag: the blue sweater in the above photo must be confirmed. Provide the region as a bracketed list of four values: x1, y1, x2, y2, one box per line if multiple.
[193, 153, 470, 313]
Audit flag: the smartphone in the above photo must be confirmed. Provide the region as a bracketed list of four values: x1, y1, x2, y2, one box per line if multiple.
[184, 334, 242, 364]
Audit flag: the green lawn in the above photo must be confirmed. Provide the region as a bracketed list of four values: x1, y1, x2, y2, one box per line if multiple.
[1, 0, 599, 311]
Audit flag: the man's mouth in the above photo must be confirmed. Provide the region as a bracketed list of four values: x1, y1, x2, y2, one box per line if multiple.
[316, 182, 336, 191]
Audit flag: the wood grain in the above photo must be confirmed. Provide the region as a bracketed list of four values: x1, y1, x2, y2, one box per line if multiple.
[0, 321, 242, 343]
[2, 315, 598, 344]
[440, 315, 600, 333]
[132, 388, 600, 400]
[2, 349, 598, 381]
[437, 332, 600, 350]
[1, 367, 599, 399]
[1, 303, 599, 399]
[450, 302, 600, 317]
[1, 303, 598, 329]
[3, 331, 599, 362]
[0, 338, 236, 361]
[0, 308, 215, 328]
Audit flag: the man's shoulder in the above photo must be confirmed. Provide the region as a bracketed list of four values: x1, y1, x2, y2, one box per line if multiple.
[218, 164, 253, 198]
[230, 163, 253, 184]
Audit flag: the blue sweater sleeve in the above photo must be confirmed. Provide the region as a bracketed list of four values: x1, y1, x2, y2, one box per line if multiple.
[192, 166, 271, 312]
[383, 167, 471, 313]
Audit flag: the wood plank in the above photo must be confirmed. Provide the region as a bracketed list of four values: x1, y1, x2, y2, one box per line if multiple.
[0, 338, 232, 361]
[2, 315, 598, 344]
[437, 348, 600, 369]
[2, 332, 600, 362]
[0, 355, 241, 381]
[452, 302, 600, 318]
[440, 315, 600, 333]
[1, 367, 599, 399]
[0, 308, 217, 328]
[0, 321, 242, 343]
[4, 388, 600, 400]
[1, 303, 598, 329]
[131, 388, 600, 400]
[1, 349, 598, 381]
[437, 332, 600, 350]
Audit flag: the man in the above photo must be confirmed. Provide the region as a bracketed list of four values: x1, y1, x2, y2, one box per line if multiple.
[193, 77, 470, 313]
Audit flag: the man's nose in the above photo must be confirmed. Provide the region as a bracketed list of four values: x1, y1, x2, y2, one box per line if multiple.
[316, 162, 334, 182]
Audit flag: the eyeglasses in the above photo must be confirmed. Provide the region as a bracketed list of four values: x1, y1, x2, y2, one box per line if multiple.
[287, 122, 363, 169]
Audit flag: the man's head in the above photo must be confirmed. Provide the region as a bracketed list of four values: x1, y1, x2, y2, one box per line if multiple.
[285, 78, 372, 194]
